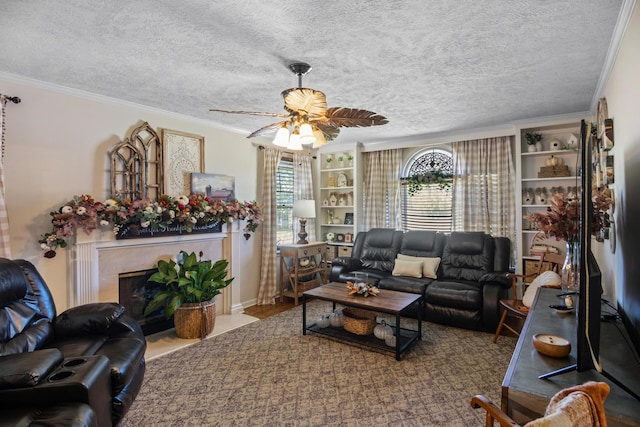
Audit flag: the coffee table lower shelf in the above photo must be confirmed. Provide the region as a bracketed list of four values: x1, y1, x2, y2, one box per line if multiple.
[305, 323, 420, 360]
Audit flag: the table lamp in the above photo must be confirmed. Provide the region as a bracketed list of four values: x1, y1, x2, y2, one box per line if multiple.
[293, 199, 316, 244]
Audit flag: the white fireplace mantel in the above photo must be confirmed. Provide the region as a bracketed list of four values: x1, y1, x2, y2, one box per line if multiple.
[70, 226, 234, 314]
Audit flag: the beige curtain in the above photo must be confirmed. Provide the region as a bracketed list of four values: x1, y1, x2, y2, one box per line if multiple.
[451, 136, 515, 244]
[257, 147, 281, 305]
[0, 96, 12, 258]
[293, 152, 316, 242]
[362, 149, 403, 230]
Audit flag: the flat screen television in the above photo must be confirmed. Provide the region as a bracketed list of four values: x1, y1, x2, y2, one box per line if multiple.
[540, 120, 601, 378]
[541, 120, 639, 401]
[576, 119, 601, 373]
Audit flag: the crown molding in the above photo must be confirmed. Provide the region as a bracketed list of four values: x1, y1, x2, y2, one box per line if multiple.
[0, 71, 251, 134]
[590, 0, 637, 112]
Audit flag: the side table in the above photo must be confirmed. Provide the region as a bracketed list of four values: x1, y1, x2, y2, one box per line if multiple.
[280, 241, 328, 305]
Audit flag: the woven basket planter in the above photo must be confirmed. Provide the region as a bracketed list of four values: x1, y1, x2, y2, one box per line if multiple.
[174, 298, 216, 339]
[342, 307, 376, 336]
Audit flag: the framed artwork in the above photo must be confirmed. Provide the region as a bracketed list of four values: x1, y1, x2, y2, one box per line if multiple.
[344, 233, 353, 243]
[337, 173, 348, 187]
[191, 173, 235, 201]
[604, 155, 614, 184]
[162, 129, 204, 197]
[344, 212, 354, 225]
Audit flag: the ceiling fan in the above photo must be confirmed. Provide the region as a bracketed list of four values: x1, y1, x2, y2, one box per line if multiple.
[209, 62, 388, 150]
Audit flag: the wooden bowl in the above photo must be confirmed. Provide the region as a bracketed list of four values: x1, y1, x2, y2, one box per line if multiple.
[532, 334, 571, 358]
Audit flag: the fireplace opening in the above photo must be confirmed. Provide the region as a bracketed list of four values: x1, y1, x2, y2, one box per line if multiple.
[119, 269, 174, 336]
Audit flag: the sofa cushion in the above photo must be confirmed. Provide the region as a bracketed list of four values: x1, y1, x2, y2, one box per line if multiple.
[397, 254, 441, 278]
[337, 269, 389, 285]
[425, 281, 482, 310]
[441, 232, 493, 282]
[359, 229, 402, 272]
[378, 276, 431, 295]
[447, 232, 485, 254]
[392, 259, 423, 278]
[0, 402, 98, 427]
[53, 303, 126, 339]
[400, 230, 446, 257]
[0, 349, 63, 389]
[0, 266, 27, 306]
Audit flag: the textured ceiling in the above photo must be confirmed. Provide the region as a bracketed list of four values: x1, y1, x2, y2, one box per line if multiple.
[0, 1, 625, 146]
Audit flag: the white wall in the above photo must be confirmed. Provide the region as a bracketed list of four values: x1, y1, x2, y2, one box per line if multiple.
[0, 75, 266, 311]
[600, 1, 640, 309]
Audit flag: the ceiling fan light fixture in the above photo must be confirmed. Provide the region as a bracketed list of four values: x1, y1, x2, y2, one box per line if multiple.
[272, 126, 290, 147]
[287, 132, 303, 151]
[210, 62, 387, 146]
[298, 123, 316, 145]
[312, 128, 328, 148]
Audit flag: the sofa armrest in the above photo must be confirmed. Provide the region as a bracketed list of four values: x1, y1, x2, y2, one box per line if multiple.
[0, 349, 63, 389]
[479, 272, 512, 288]
[329, 257, 363, 282]
[482, 279, 510, 330]
[331, 257, 362, 270]
[53, 303, 126, 338]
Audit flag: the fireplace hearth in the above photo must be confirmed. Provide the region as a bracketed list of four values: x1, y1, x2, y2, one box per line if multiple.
[119, 269, 174, 336]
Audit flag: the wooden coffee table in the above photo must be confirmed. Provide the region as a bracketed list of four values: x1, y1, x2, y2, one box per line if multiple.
[302, 282, 423, 360]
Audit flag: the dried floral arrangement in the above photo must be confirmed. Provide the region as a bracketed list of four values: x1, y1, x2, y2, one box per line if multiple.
[346, 280, 380, 297]
[39, 194, 263, 258]
[527, 187, 612, 243]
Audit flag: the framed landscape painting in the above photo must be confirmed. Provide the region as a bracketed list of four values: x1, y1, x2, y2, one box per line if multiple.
[191, 173, 235, 201]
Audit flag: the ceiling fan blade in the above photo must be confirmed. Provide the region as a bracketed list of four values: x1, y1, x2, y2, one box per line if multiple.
[322, 107, 388, 128]
[282, 88, 327, 116]
[209, 108, 289, 118]
[314, 123, 340, 141]
[247, 120, 289, 138]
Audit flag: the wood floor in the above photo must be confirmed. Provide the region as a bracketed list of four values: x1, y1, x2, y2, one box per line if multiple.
[243, 299, 297, 319]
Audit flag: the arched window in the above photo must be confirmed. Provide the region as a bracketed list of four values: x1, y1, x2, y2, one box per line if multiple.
[402, 148, 453, 231]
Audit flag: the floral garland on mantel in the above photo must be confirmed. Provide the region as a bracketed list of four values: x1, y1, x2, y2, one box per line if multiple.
[39, 194, 263, 258]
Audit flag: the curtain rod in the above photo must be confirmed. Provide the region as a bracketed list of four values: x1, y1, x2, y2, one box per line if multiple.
[1, 95, 21, 104]
[256, 144, 316, 159]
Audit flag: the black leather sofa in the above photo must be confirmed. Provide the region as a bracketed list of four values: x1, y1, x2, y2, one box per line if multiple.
[0, 258, 146, 426]
[330, 229, 512, 331]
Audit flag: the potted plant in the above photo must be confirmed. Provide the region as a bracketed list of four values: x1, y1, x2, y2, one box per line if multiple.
[325, 156, 333, 168]
[347, 154, 354, 166]
[525, 132, 543, 152]
[337, 155, 345, 167]
[144, 250, 234, 338]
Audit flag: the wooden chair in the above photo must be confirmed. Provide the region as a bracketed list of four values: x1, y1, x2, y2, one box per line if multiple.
[471, 381, 610, 427]
[493, 252, 565, 343]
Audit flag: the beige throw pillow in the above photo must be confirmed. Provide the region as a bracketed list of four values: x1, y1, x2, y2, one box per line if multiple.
[397, 254, 441, 279]
[392, 259, 423, 278]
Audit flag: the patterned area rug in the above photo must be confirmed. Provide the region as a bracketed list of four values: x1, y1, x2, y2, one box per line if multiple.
[119, 300, 517, 426]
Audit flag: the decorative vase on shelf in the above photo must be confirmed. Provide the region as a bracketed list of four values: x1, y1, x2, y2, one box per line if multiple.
[561, 241, 578, 292]
[527, 144, 537, 153]
[535, 141, 543, 152]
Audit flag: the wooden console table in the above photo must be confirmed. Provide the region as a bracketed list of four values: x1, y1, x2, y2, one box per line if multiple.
[279, 242, 328, 305]
[502, 287, 640, 426]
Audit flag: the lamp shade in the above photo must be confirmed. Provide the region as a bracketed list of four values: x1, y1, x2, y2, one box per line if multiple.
[298, 123, 316, 145]
[312, 128, 327, 148]
[272, 126, 290, 147]
[287, 132, 303, 151]
[293, 199, 316, 219]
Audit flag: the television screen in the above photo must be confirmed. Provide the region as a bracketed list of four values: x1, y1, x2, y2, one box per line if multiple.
[576, 120, 602, 372]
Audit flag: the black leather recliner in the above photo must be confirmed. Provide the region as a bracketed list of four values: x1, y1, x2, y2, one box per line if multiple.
[0, 258, 146, 426]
